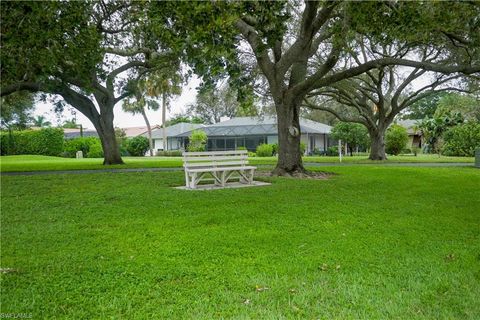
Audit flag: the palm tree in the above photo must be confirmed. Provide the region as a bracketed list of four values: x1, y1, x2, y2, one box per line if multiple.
[147, 73, 182, 152]
[122, 93, 160, 156]
[123, 69, 182, 156]
[31, 115, 52, 128]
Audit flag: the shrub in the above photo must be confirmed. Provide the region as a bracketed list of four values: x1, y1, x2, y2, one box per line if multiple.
[236, 146, 247, 151]
[156, 150, 183, 157]
[312, 148, 324, 156]
[330, 122, 370, 154]
[0, 128, 64, 156]
[300, 142, 306, 155]
[442, 122, 480, 157]
[126, 136, 149, 156]
[87, 140, 104, 158]
[385, 125, 409, 155]
[256, 143, 274, 157]
[187, 130, 207, 152]
[248, 151, 256, 157]
[271, 143, 278, 155]
[326, 146, 338, 156]
[64, 137, 101, 158]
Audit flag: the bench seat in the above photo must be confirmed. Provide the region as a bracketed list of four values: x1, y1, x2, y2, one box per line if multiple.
[186, 165, 256, 173]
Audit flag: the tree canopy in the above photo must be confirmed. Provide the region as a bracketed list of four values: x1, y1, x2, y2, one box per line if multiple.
[0, 92, 35, 130]
[1, 1, 181, 164]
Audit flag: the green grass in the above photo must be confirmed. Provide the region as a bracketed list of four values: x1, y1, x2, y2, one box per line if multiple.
[0, 153, 474, 172]
[1, 166, 479, 318]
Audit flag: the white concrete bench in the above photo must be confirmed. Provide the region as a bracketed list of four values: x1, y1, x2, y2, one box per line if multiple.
[182, 150, 256, 189]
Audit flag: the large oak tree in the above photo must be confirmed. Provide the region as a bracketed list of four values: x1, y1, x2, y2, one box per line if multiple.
[1, 1, 177, 164]
[233, 1, 479, 174]
[304, 42, 471, 160]
[164, 1, 479, 175]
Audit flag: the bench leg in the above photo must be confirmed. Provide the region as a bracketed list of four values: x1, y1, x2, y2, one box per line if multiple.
[185, 171, 190, 188]
[191, 172, 198, 189]
[248, 169, 255, 184]
[239, 170, 248, 184]
[221, 171, 226, 187]
[213, 171, 221, 186]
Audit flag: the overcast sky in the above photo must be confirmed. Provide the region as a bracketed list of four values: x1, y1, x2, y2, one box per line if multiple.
[33, 76, 201, 130]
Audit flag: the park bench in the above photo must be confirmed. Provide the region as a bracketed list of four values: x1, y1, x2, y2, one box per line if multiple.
[182, 150, 256, 189]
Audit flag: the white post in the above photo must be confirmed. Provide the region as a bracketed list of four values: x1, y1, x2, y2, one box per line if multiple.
[162, 93, 167, 151]
[338, 139, 342, 162]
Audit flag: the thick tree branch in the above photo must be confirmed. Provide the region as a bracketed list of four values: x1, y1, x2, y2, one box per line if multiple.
[1, 82, 43, 96]
[302, 58, 480, 94]
[235, 19, 275, 84]
[303, 99, 368, 126]
[276, 1, 337, 78]
[106, 60, 147, 92]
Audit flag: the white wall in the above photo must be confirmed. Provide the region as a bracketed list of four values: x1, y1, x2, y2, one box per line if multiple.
[153, 138, 164, 151]
[315, 134, 327, 151]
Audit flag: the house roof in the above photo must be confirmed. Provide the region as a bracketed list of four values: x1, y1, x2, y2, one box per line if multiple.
[176, 116, 331, 137]
[123, 125, 161, 137]
[146, 122, 204, 139]
[63, 129, 98, 139]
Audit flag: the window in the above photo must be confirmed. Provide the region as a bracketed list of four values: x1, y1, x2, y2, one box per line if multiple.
[245, 136, 266, 151]
[236, 137, 245, 148]
[215, 139, 226, 150]
[226, 138, 235, 150]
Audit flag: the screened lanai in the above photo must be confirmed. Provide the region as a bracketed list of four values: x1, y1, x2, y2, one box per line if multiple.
[176, 117, 333, 154]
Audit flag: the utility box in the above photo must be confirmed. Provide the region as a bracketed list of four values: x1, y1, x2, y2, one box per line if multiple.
[76, 150, 83, 159]
[476, 149, 480, 168]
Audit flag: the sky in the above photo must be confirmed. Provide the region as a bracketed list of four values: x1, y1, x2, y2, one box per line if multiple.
[33, 76, 201, 130]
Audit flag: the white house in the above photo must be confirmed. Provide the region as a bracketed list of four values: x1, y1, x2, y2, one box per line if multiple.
[144, 122, 204, 151]
[176, 116, 333, 154]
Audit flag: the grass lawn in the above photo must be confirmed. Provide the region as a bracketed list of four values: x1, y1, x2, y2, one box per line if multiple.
[0, 153, 474, 172]
[1, 166, 479, 318]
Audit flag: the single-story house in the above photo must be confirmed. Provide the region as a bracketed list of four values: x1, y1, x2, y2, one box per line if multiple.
[395, 120, 422, 149]
[143, 122, 204, 151]
[176, 116, 333, 154]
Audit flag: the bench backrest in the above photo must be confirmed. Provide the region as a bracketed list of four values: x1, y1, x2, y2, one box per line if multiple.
[182, 150, 249, 169]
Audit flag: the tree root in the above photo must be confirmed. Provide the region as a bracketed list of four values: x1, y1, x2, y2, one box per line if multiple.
[270, 165, 331, 179]
[368, 155, 388, 161]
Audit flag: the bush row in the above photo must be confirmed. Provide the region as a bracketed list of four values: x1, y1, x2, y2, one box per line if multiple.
[0, 129, 154, 158]
[255, 142, 306, 157]
[64, 136, 151, 158]
[156, 150, 183, 157]
[0, 128, 64, 156]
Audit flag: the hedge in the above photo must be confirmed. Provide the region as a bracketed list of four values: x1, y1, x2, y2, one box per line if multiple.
[442, 122, 480, 157]
[63, 137, 103, 158]
[1, 128, 64, 156]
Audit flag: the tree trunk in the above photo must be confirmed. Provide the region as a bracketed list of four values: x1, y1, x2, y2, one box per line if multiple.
[368, 128, 387, 160]
[141, 108, 154, 156]
[162, 93, 167, 151]
[92, 108, 124, 165]
[271, 102, 307, 176]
